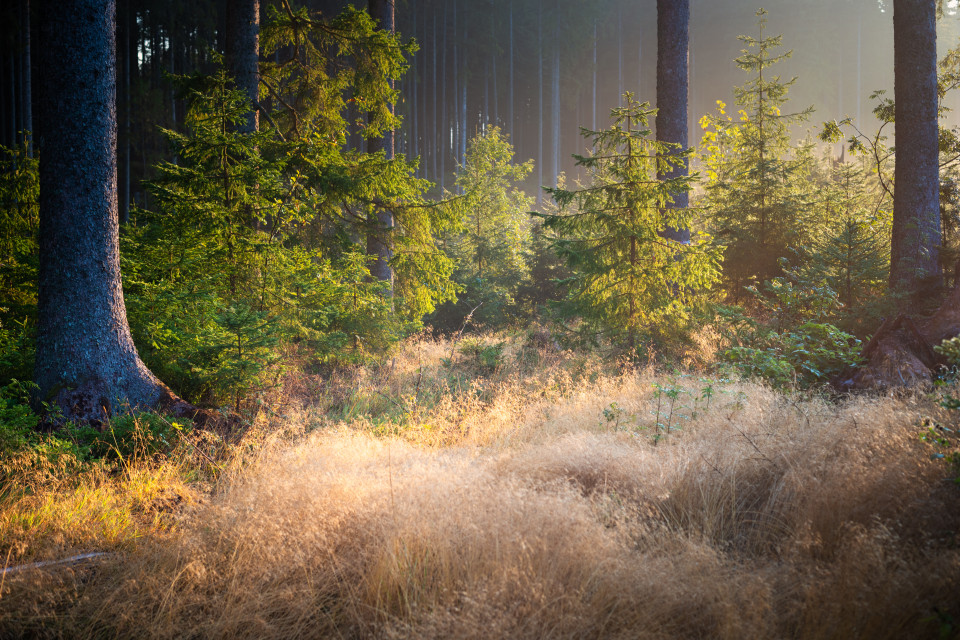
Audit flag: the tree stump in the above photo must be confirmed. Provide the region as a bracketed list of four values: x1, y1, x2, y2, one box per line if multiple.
[836, 286, 960, 390]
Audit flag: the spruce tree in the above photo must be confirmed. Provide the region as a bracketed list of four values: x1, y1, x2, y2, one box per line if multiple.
[543, 93, 720, 353]
[806, 159, 888, 315]
[438, 127, 534, 327]
[701, 9, 813, 299]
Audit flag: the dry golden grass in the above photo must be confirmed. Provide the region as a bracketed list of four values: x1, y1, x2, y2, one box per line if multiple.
[1, 333, 959, 638]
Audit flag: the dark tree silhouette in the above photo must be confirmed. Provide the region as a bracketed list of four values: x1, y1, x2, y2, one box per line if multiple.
[890, 0, 941, 295]
[35, 0, 175, 421]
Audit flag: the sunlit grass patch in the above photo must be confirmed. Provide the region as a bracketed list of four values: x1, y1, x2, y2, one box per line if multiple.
[1, 333, 959, 638]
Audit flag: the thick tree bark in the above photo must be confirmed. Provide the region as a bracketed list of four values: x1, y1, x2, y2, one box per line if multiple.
[225, 0, 260, 134]
[35, 0, 174, 422]
[890, 0, 941, 294]
[366, 0, 394, 292]
[656, 0, 691, 244]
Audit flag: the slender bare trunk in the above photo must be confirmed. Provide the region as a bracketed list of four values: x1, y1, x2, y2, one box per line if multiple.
[551, 15, 559, 189]
[21, 0, 33, 156]
[592, 21, 597, 131]
[537, 0, 543, 205]
[509, 4, 514, 140]
[366, 0, 395, 292]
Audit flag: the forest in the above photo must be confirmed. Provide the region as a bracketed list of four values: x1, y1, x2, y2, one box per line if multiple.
[1, 0, 959, 637]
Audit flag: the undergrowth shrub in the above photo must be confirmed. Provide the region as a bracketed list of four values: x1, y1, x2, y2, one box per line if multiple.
[723, 321, 862, 387]
[0, 378, 195, 486]
[457, 338, 506, 371]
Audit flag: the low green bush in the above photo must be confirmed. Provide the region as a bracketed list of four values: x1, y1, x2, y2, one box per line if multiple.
[722, 322, 862, 387]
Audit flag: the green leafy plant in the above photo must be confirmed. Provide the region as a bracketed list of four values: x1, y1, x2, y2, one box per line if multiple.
[66, 412, 193, 463]
[652, 381, 686, 443]
[935, 336, 960, 365]
[722, 322, 862, 387]
[919, 414, 960, 484]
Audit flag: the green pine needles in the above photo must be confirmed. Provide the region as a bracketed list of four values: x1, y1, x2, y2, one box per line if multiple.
[700, 8, 814, 297]
[437, 127, 535, 328]
[542, 93, 721, 354]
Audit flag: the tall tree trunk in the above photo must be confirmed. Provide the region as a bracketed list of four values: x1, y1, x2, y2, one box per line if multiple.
[837, 33, 844, 125]
[617, 6, 623, 106]
[411, 2, 418, 172]
[21, 0, 33, 156]
[537, 0, 543, 205]
[656, 0, 691, 244]
[169, 13, 176, 129]
[452, 0, 459, 174]
[484, 60, 489, 128]
[9, 55, 17, 148]
[14, 41, 22, 146]
[508, 4, 514, 140]
[366, 0, 395, 292]
[551, 15, 559, 189]
[225, 0, 259, 134]
[857, 8, 862, 127]
[36, 0, 172, 420]
[890, 0, 941, 294]
[432, 8, 438, 183]
[592, 20, 597, 131]
[491, 27, 498, 127]
[637, 18, 643, 98]
[121, 0, 131, 223]
[459, 13, 468, 171]
[440, 1, 447, 191]
[1, 54, 7, 149]
[459, 67, 467, 169]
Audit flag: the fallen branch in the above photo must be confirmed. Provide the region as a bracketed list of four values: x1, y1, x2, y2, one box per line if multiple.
[1, 552, 115, 577]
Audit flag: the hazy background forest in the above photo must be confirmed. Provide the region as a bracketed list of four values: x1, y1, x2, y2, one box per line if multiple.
[1, 0, 960, 637]
[6, 0, 960, 202]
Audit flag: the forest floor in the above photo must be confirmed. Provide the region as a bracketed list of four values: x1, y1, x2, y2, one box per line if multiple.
[1, 332, 959, 638]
